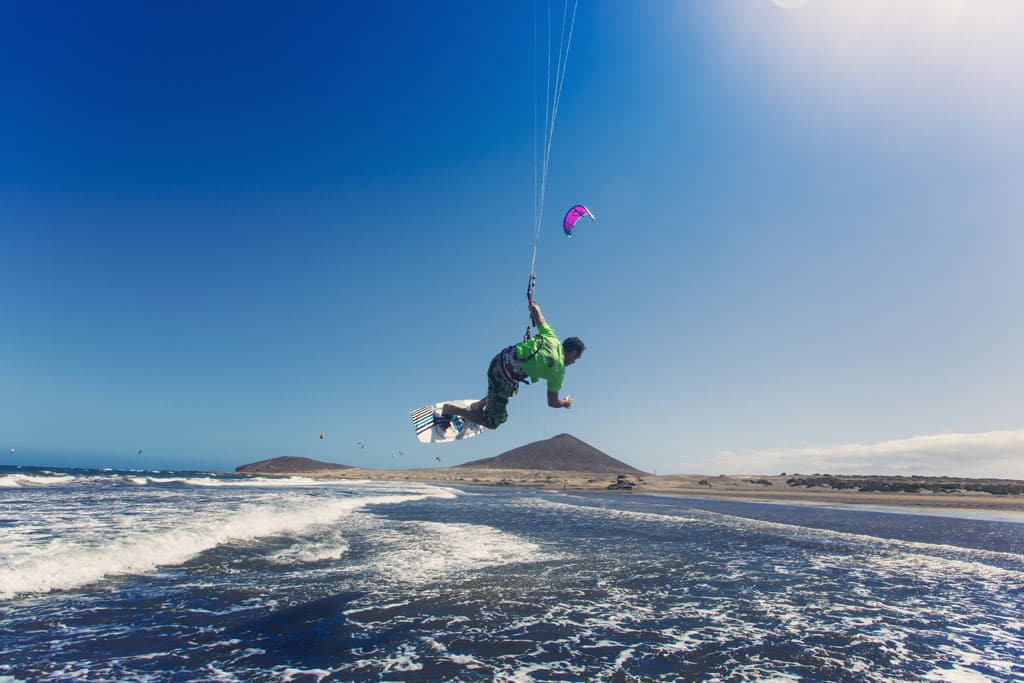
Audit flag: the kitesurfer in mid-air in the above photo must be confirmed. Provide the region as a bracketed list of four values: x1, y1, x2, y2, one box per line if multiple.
[440, 300, 584, 431]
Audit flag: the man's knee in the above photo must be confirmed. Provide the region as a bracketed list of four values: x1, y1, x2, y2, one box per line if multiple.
[482, 403, 508, 429]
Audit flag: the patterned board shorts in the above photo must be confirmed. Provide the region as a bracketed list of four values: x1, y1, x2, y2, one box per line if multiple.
[483, 352, 519, 429]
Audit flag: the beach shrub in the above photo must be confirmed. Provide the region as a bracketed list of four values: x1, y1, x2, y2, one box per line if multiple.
[785, 476, 1024, 495]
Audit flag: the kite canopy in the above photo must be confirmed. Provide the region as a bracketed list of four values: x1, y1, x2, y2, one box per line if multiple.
[563, 204, 595, 237]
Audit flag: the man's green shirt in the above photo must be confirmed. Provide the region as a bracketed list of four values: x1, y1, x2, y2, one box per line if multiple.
[515, 323, 565, 393]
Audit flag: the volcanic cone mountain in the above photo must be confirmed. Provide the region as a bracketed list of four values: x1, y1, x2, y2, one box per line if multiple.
[236, 456, 354, 474]
[459, 433, 646, 474]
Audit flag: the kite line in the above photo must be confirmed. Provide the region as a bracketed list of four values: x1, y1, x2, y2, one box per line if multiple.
[526, 0, 581, 338]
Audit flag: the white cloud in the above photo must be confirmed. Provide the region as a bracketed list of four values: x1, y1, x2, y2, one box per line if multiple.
[717, 429, 1024, 478]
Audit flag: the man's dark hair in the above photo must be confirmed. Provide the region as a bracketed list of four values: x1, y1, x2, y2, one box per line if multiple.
[563, 337, 585, 356]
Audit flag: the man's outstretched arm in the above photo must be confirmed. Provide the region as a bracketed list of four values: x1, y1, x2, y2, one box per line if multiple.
[529, 300, 547, 328]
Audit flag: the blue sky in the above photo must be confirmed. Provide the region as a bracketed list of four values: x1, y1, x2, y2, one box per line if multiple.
[2, 1, 1022, 477]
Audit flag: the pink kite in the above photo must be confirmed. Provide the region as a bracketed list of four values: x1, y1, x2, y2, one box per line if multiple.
[563, 204, 595, 237]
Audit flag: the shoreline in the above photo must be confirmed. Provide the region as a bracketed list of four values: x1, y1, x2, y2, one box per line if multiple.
[247, 467, 1024, 516]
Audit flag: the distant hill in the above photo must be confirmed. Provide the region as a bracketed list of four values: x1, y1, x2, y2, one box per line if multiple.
[459, 433, 646, 474]
[236, 456, 354, 474]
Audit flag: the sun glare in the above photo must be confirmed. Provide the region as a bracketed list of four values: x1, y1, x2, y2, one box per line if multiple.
[717, 0, 1024, 130]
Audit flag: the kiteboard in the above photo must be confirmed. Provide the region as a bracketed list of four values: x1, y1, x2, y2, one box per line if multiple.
[410, 400, 487, 444]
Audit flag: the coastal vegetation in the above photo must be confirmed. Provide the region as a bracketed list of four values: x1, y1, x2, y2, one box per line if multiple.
[786, 475, 1024, 496]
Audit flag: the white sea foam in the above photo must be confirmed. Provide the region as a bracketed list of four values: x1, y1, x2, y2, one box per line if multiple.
[0, 471, 349, 489]
[278, 667, 332, 682]
[0, 474, 76, 487]
[128, 475, 330, 487]
[517, 497, 701, 527]
[366, 519, 549, 585]
[352, 643, 423, 674]
[344, 599, 412, 616]
[267, 530, 350, 564]
[0, 489, 450, 599]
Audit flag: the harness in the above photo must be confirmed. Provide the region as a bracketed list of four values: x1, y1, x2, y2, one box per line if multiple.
[499, 335, 549, 384]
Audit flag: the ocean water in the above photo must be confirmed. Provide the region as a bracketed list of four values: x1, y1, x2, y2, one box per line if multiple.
[1, 466, 1022, 682]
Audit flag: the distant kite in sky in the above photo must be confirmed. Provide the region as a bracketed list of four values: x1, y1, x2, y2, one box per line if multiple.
[8, 448, 13, 454]
[563, 204, 595, 237]
[138, 449, 143, 456]
[357, 441, 364, 450]
[319, 433, 324, 440]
